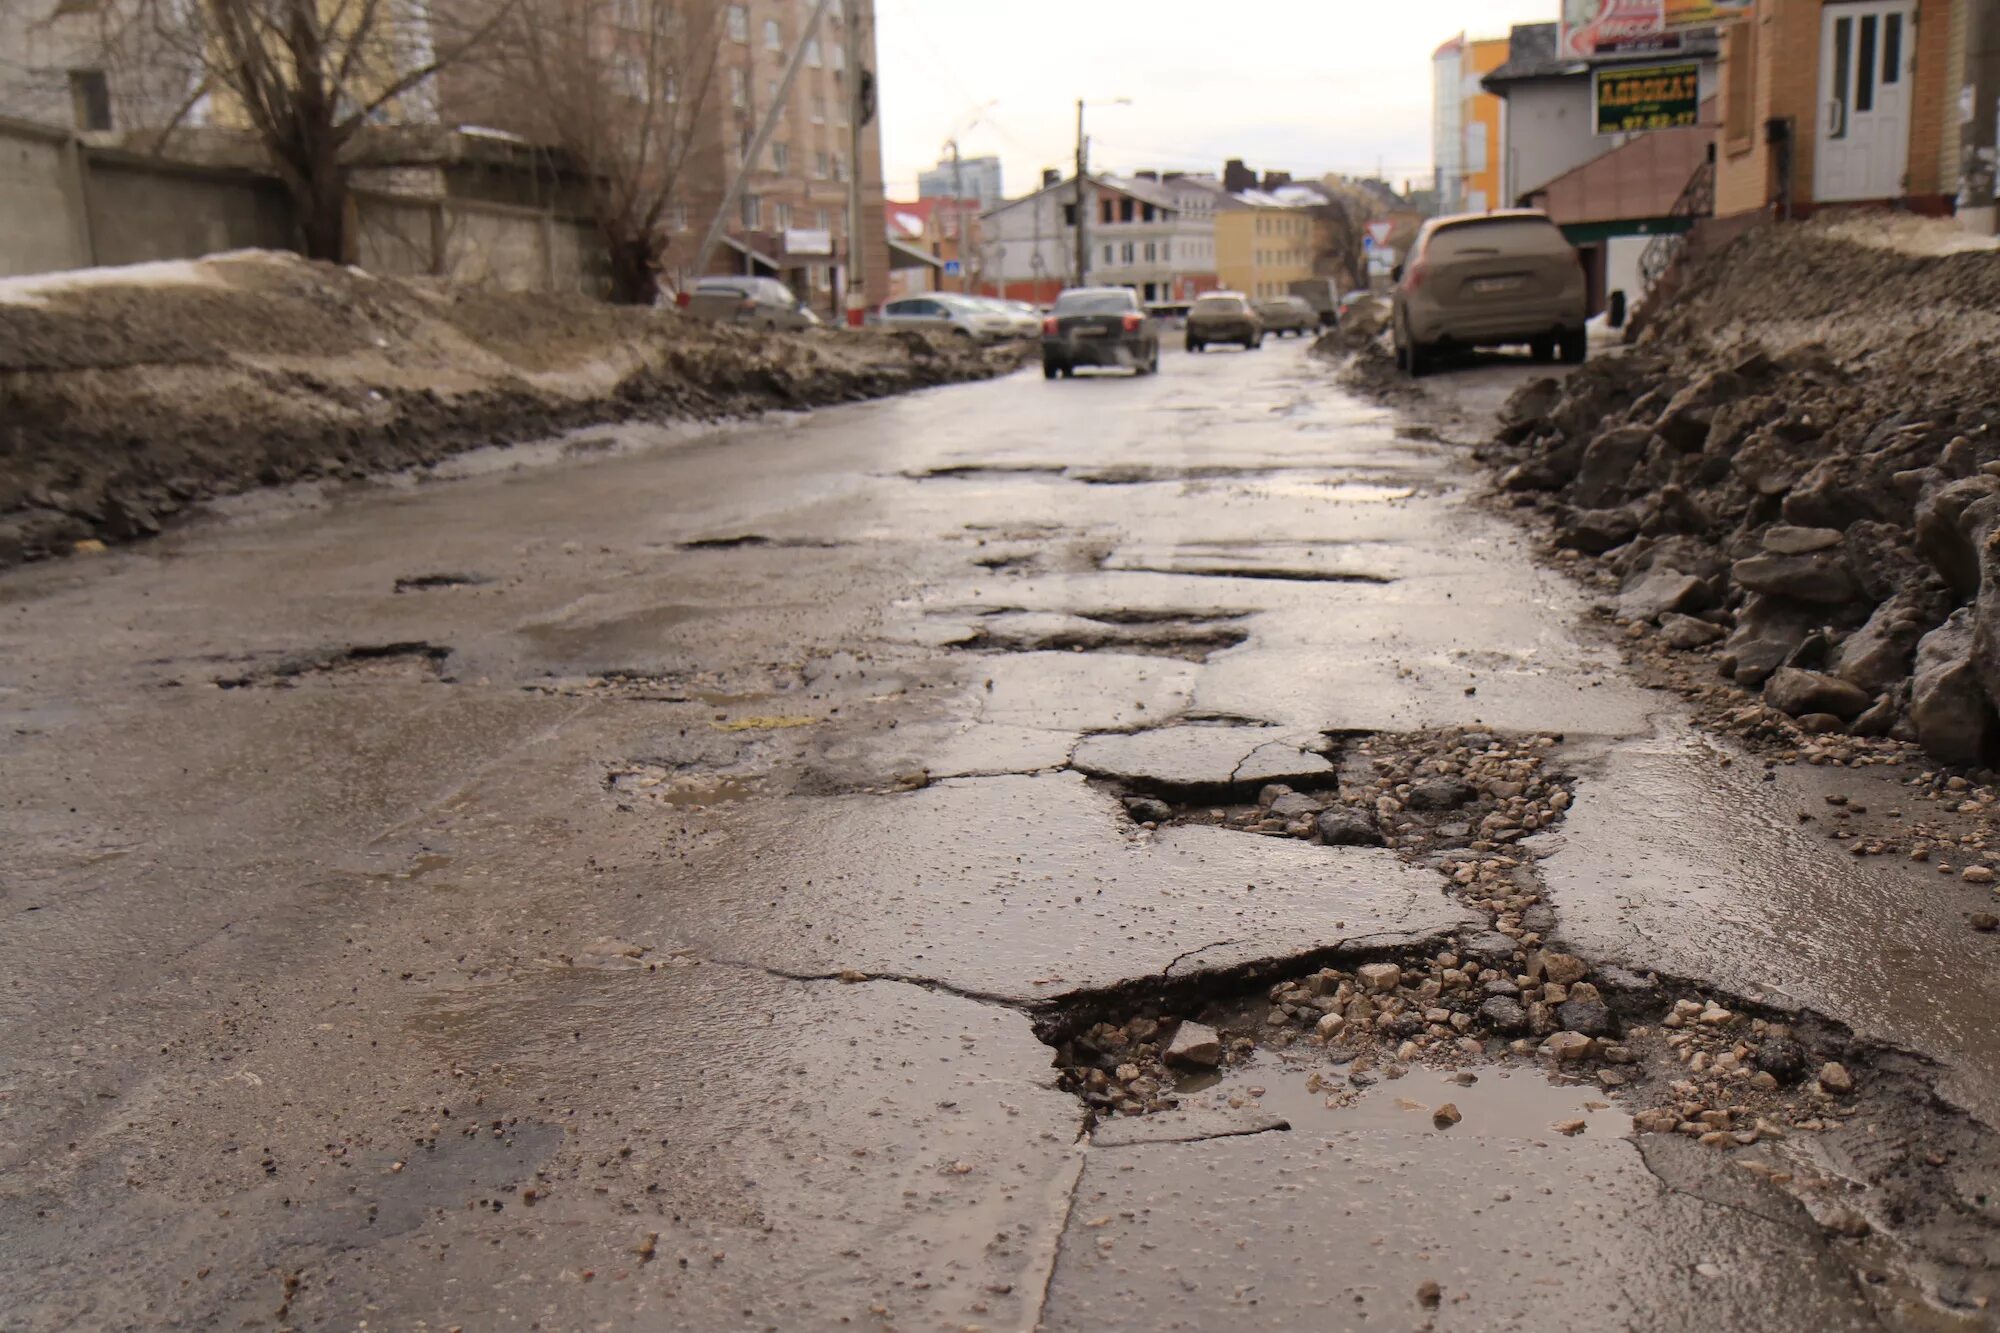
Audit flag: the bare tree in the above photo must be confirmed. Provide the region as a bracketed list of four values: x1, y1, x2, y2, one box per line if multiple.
[124, 0, 509, 262]
[1310, 181, 1380, 291]
[476, 0, 724, 304]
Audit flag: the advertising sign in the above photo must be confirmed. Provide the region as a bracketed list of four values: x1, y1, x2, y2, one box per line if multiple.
[1561, 0, 1750, 58]
[1593, 61, 1701, 133]
[783, 228, 833, 256]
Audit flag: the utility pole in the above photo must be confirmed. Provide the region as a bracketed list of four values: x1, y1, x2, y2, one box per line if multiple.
[694, 0, 837, 288]
[1963, 0, 2000, 233]
[1074, 98, 1088, 287]
[844, 0, 869, 324]
[951, 139, 967, 292]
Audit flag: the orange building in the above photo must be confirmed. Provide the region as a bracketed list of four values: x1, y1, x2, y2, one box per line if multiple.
[1432, 33, 1510, 213]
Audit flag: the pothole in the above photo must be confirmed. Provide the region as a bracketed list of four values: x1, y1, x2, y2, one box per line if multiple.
[606, 764, 760, 809]
[1036, 724, 2000, 1314]
[676, 534, 846, 551]
[216, 642, 452, 688]
[948, 610, 1250, 663]
[525, 663, 808, 703]
[393, 572, 492, 593]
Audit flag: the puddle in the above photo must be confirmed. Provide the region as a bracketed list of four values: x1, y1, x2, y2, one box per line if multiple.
[392, 572, 491, 593]
[608, 766, 760, 807]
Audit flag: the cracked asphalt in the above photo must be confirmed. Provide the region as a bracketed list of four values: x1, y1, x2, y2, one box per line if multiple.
[2, 343, 1995, 1329]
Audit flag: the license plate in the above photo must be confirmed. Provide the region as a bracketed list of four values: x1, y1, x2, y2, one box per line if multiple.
[1074, 326, 1106, 337]
[1470, 277, 1523, 294]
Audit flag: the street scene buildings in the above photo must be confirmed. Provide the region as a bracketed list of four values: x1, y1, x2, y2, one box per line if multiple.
[9, 0, 2000, 1327]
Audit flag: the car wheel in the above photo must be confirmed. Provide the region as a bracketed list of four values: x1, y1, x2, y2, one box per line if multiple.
[1560, 328, 1587, 364]
[1529, 337, 1555, 363]
[1187, 338, 1202, 353]
[1043, 359, 1061, 380]
[1407, 339, 1431, 379]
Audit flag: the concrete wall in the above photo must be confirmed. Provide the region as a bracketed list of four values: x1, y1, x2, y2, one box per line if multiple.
[0, 118, 88, 276]
[0, 118, 609, 295]
[83, 152, 296, 266]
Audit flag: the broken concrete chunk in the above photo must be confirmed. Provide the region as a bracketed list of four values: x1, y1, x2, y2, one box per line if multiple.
[1407, 778, 1475, 811]
[1762, 666, 1872, 720]
[1316, 807, 1385, 847]
[1529, 950, 1589, 986]
[1761, 524, 1843, 555]
[1267, 792, 1323, 819]
[1911, 608, 1997, 767]
[1356, 962, 1403, 993]
[1164, 1021, 1222, 1069]
[1817, 1061, 1855, 1095]
[1730, 551, 1860, 605]
[1615, 567, 1705, 622]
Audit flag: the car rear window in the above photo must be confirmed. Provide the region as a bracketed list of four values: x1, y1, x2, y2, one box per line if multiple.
[1426, 217, 1568, 260]
[1054, 290, 1138, 314]
[1194, 296, 1246, 312]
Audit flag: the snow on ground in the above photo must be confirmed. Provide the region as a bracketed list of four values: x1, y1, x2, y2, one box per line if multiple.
[1822, 211, 2000, 257]
[0, 252, 263, 305]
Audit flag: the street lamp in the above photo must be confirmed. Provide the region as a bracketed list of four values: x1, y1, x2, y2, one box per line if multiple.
[943, 100, 998, 294]
[1074, 96, 1132, 286]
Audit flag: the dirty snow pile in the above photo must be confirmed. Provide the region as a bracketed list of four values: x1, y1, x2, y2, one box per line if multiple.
[1487, 216, 2000, 769]
[0, 250, 1020, 567]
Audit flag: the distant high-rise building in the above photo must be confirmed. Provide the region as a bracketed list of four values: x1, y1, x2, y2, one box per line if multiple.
[1432, 33, 1508, 215]
[918, 154, 1002, 208]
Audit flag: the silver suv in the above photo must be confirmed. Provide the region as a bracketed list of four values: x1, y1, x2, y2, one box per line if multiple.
[686, 276, 821, 331]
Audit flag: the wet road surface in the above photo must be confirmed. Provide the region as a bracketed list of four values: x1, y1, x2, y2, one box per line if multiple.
[1, 344, 1993, 1328]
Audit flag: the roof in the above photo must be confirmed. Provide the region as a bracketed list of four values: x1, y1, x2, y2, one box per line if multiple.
[887, 238, 943, 270]
[980, 172, 1181, 221]
[1526, 98, 1717, 222]
[1482, 20, 1718, 92]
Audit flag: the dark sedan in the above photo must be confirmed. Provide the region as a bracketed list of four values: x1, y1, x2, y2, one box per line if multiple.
[1041, 287, 1160, 378]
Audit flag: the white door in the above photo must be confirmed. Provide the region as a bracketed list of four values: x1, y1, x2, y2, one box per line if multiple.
[1816, 0, 1914, 201]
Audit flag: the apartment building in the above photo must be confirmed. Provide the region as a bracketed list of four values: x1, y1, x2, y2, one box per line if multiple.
[1214, 187, 1326, 298]
[980, 171, 1218, 305]
[1431, 33, 1510, 213]
[917, 153, 1002, 208]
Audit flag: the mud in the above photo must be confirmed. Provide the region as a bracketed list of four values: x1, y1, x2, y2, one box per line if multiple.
[0, 252, 1025, 567]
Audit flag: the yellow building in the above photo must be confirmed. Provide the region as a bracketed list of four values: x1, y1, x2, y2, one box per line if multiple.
[1463, 36, 1508, 212]
[1214, 198, 1320, 299]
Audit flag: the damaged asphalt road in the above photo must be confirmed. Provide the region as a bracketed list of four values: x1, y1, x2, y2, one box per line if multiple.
[2, 343, 1997, 1329]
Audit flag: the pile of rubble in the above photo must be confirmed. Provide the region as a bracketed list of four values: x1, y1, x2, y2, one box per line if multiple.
[0, 251, 1021, 566]
[1485, 217, 2000, 770]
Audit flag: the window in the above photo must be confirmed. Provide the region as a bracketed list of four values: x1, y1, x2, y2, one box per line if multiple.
[1141, 204, 1154, 222]
[727, 3, 747, 41]
[833, 152, 847, 181]
[1121, 242, 1134, 263]
[743, 195, 760, 227]
[669, 203, 689, 231]
[730, 67, 746, 107]
[1161, 240, 1171, 263]
[806, 37, 822, 66]
[1101, 198, 1114, 224]
[614, 53, 646, 98]
[763, 18, 782, 49]
[814, 149, 830, 178]
[1062, 202, 1077, 227]
[1143, 241, 1155, 262]
[68, 69, 111, 131]
[772, 141, 790, 171]
[1120, 198, 1134, 222]
[815, 207, 831, 229]
[776, 202, 794, 230]
[811, 96, 825, 123]
[1103, 244, 1114, 264]
[1723, 18, 1756, 147]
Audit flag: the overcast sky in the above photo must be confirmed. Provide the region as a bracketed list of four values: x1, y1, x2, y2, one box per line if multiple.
[870, 0, 1537, 201]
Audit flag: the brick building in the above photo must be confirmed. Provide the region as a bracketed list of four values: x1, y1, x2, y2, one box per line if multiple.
[1713, 0, 1962, 218]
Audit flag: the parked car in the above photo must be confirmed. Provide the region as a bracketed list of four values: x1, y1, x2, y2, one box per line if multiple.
[1337, 288, 1377, 320]
[963, 294, 1042, 339]
[1287, 276, 1341, 328]
[1041, 286, 1160, 378]
[873, 293, 1019, 343]
[1184, 292, 1262, 352]
[1253, 295, 1319, 338]
[1391, 209, 1587, 377]
[685, 276, 820, 331]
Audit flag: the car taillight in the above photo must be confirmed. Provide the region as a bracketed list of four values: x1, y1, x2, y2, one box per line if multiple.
[1121, 313, 1141, 332]
[675, 291, 691, 308]
[1042, 316, 1059, 335]
[1406, 262, 1430, 292]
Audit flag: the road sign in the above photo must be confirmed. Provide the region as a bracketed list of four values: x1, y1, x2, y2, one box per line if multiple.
[1362, 234, 1376, 251]
[1367, 221, 1392, 245]
[944, 260, 962, 276]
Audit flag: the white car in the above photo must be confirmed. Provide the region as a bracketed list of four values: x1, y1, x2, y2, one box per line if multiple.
[872, 293, 1019, 342]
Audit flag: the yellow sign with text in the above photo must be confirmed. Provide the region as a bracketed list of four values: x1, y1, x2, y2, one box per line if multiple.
[1594, 61, 1701, 134]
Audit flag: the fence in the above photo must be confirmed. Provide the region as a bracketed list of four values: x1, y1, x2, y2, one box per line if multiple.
[0, 114, 609, 295]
